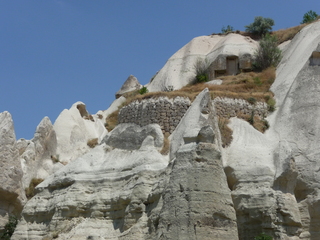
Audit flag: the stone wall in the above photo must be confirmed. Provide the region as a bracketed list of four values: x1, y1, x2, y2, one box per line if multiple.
[213, 97, 268, 118]
[118, 96, 269, 134]
[118, 97, 191, 134]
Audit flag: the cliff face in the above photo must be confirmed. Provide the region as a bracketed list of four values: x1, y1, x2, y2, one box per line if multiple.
[2, 21, 320, 239]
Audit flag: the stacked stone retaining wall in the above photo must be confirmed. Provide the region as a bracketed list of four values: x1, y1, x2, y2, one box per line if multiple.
[213, 97, 268, 118]
[118, 97, 191, 134]
[118, 96, 269, 134]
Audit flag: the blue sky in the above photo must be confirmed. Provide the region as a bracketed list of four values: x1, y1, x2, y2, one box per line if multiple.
[0, 0, 318, 140]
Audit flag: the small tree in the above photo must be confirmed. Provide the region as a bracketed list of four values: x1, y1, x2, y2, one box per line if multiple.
[245, 16, 274, 36]
[253, 34, 281, 71]
[301, 10, 318, 24]
[221, 25, 234, 34]
[194, 58, 210, 83]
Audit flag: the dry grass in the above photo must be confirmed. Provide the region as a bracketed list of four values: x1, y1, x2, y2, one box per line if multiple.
[237, 113, 269, 133]
[160, 132, 170, 155]
[105, 110, 119, 132]
[218, 117, 233, 147]
[87, 138, 99, 148]
[272, 24, 307, 44]
[25, 178, 44, 199]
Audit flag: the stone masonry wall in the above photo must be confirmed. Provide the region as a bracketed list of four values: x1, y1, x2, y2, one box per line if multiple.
[118, 97, 191, 134]
[118, 96, 269, 134]
[213, 97, 268, 118]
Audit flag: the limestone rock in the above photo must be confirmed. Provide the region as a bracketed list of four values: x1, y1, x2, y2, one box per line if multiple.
[0, 112, 24, 233]
[116, 75, 141, 98]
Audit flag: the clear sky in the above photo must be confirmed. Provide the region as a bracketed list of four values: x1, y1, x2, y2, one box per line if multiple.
[0, 0, 318, 140]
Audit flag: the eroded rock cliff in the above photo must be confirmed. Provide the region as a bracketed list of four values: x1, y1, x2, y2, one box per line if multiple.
[2, 20, 320, 240]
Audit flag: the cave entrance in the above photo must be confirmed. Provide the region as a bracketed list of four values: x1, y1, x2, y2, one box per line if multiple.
[226, 56, 239, 75]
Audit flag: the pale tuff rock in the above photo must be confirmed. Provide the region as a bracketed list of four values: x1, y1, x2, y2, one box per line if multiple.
[147, 34, 258, 92]
[269, 20, 320, 239]
[103, 123, 164, 151]
[7, 22, 320, 239]
[0, 112, 24, 233]
[116, 75, 142, 99]
[157, 142, 238, 240]
[20, 117, 58, 189]
[53, 101, 107, 164]
[12, 130, 169, 239]
[170, 88, 222, 160]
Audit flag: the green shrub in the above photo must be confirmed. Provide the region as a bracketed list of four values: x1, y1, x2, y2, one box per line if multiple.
[139, 86, 148, 95]
[0, 216, 18, 239]
[221, 25, 234, 34]
[245, 16, 274, 36]
[301, 10, 318, 24]
[253, 34, 282, 71]
[267, 98, 276, 112]
[254, 232, 273, 240]
[247, 97, 257, 105]
[194, 58, 210, 83]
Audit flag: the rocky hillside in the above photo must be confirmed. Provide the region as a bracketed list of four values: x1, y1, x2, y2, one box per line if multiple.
[1, 20, 320, 239]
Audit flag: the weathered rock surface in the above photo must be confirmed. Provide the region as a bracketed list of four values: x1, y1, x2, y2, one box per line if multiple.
[147, 34, 257, 92]
[5, 21, 320, 240]
[53, 101, 107, 164]
[157, 141, 238, 240]
[103, 123, 164, 150]
[12, 127, 169, 239]
[270, 20, 320, 239]
[0, 112, 24, 233]
[116, 75, 141, 98]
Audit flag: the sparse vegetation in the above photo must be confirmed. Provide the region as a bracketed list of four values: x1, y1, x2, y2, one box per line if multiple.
[139, 86, 149, 95]
[194, 58, 210, 83]
[301, 10, 318, 24]
[87, 138, 99, 148]
[247, 97, 257, 105]
[25, 178, 44, 199]
[253, 34, 282, 71]
[221, 25, 234, 34]
[105, 110, 119, 132]
[254, 232, 273, 240]
[160, 132, 170, 155]
[245, 16, 274, 36]
[267, 97, 276, 112]
[0, 216, 18, 240]
[272, 24, 306, 44]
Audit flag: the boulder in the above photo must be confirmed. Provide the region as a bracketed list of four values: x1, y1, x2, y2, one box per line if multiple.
[103, 123, 164, 150]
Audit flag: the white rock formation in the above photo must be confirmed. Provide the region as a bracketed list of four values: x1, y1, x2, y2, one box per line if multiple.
[147, 34, 258, 92]
[0, 112, 24, 233]
[115, 75, 141, 98]
[6, 21, 320, 240]
[53, 101, 108, 164]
